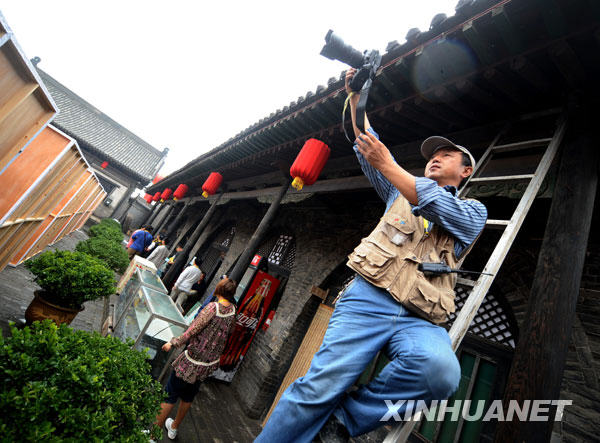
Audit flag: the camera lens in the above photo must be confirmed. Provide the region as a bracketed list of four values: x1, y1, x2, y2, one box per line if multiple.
[320, 30, 365, 69]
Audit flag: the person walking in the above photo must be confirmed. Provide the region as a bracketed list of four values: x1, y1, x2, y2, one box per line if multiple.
[146, 237, 170, 269]
[126, 226, 154, 259]
[155, 278, 237, 439]
[170, 260, 204, 312]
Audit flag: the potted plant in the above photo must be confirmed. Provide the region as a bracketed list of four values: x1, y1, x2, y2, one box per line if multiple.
[0, 320, 164, 441]
[24, 250, 116, 325]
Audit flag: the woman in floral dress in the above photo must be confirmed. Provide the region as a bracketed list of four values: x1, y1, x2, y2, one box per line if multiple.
[155, 278, 237, 439]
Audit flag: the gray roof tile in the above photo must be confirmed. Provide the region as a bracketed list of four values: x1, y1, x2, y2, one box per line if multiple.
[36, 68, 165, 182]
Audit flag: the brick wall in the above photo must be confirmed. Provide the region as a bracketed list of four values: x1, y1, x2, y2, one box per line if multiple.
[188, 191, 383, 418]
[181, 190, 600, 439]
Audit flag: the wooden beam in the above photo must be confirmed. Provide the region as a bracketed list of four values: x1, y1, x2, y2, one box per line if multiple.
[510, 55, 550, 94]
[287, 114, 312, 136]
[495, 125, 597, 442]
[310, 102, 337, 125]
[548, 41, 586, 90]
[536, 0, 567, 38]
[462, 20, 496, 65]
[412, 96, 457, 127]
[271, 120, 294, 144]
[298, 108, 325, 130]
[394, 57, 412, 81]
[433, 86, 478, 123]
[455, 78, 500, 110]
[377, 107, 423, 139]
[395, 101, 449, 133]
[491, 5, 523, 54]
[376, 70, 405, 101]
[206, 175, 372, 202]
[483, 68, 524, 106]
[412, 46, 436, 93]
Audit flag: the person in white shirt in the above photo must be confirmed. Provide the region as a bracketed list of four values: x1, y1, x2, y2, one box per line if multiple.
[170, 261, 204, 311]
[147, 238, 170, 269]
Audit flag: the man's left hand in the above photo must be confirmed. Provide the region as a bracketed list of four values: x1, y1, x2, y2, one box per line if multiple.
[355, 131, 394, 172]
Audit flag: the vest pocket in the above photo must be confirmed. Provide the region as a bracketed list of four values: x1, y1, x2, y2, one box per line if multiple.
[406, 276, 456, 324]
[379, 214, 416, 246]
[351, 240, 396, 279]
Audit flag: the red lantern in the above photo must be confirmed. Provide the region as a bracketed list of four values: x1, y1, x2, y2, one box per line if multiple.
[202, 172, 223, 198]
[290, 139, 330, 190]
[160, 188, 173, 202]
[173, 184, 189, 201]
[101, 161, 109, 169]
[152, 192, 161, 202]
[152, 174, 164, 184]
[143, 193, 153, 203]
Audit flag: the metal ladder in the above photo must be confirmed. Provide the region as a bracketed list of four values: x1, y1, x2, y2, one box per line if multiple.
[383, 109, 568, 443]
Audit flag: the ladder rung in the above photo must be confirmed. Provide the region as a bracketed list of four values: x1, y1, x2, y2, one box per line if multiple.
[469, 174, 534, 184]
[456, 277, 476, 287]
[486, 219, 510, 227]
[491, 138, 552, 154]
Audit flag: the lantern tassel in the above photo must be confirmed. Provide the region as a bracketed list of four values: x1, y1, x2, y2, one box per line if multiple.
[202, 191, 209, 198]
[291, 177, 304, 190]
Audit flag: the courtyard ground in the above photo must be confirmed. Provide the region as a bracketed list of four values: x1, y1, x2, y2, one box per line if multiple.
[0, 229, 262, 443]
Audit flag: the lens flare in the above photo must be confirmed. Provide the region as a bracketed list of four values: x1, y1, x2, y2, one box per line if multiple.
[411, 39, 478, 101]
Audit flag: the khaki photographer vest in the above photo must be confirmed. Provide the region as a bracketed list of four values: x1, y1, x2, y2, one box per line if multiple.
[347, 196, 460, 324]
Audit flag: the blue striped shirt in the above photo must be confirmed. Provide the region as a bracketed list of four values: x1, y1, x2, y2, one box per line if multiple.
[354, 128, 487, 257]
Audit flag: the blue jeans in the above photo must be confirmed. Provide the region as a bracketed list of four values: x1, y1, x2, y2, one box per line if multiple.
[256, 275, 461, 442]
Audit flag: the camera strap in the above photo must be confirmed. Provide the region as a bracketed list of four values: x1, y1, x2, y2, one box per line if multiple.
[342, 93, 355, 143]
[341, 79, 373, 143]
[355, 78, 372, 133]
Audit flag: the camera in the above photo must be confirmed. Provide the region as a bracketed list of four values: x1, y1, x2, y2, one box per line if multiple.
[320, 30, 381, 92]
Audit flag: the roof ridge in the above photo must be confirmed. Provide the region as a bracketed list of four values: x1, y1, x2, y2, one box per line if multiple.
[36, 67, 163, 157]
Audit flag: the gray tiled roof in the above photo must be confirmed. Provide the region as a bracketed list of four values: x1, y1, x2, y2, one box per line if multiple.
[36, 68, 165, 182]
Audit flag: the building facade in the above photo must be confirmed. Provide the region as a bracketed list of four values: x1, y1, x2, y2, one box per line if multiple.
[33, 62, 167, 224]
[143, 0, 600, 441]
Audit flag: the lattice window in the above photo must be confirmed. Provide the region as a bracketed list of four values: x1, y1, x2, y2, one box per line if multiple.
[256, 233, 296, 272]
[268, 235, 293, 267]
[448, 284, 517, 348]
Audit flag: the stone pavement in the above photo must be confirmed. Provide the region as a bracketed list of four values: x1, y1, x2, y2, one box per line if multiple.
[0, 229, 262, 443]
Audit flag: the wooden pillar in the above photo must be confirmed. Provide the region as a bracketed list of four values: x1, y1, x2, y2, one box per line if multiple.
[164, 200, 192, 240]
[162, 193, 224, 288]
[229, 178, 291, 283]
[154, 202, 175, 236]
[145, 202, 163, 227]
[167, 205, 205, 256]
[495, 124, 597, 442]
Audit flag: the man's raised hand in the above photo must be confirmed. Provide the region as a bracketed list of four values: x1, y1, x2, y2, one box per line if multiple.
[355, 131, 394, 171]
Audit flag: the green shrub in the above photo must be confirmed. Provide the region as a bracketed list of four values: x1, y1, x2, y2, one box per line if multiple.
[25, 250, 115, 309]
[89, 223, 123, 243]
[76, 236, 129, 273]
[98, 218, 122, 231]
[0, 320, 164, 441]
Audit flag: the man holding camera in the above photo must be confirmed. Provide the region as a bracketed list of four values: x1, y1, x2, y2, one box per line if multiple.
[256, 69, 487, 442]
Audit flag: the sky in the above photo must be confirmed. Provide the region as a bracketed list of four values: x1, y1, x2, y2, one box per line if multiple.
[1, 0, 457, 176]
